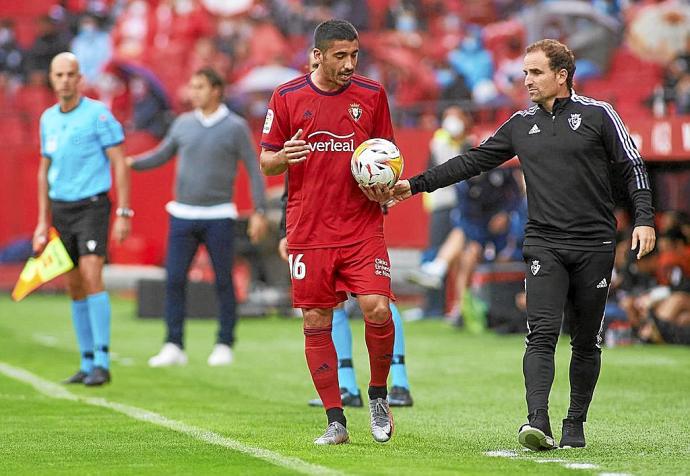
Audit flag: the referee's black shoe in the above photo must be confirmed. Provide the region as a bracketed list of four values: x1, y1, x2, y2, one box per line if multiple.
[62, 370, 89, 384]
[518, 409, 557, 451]
[388, 386, 413, 407]
[559, 418, 586, 448]
[308, 387, 363, 407]
[83, 367, 111, 386]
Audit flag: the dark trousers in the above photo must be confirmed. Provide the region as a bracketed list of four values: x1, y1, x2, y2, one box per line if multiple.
[165, 216, 236, 348]
[522, 245, 614, 422]
[424, 207, 453, 315]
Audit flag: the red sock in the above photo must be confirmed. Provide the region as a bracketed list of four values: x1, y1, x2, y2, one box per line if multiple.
[364, 315, 394, 387]
[304, 326, 341, 410]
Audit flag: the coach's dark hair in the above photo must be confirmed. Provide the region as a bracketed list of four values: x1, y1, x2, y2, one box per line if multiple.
[526, 39, 576, 91]
[193, 67, 225, 95]
[313, 19, 358, 52]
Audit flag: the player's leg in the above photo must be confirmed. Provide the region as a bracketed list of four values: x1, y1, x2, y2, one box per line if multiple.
[150, 216, 199, 367]
[64, 267, 92, 383]
[203, 218, 236, 366]
[388, 302, 413, 406]
[561, 249, 614, 448]
[308, 301, 362, 407]
[519, 245, 569, 451]
[290, 247, 347, 444]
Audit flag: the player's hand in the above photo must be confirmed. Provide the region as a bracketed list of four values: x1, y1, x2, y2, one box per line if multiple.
[282, 129, 310, 165]
[112, 216, 131, 244]
[32, 222, 49, 254]
[631, 225, 656, 259]
[359, 183, 393, 204]
[247, 212, 268, 244]
[278, 237, 288, 261]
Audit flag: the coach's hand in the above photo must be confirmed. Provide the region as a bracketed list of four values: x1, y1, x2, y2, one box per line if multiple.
[278, 237, 288, 261]
[391, 180, 412, 203]
[248, 212, 268, 244]
[282, 129, 310, 165]
[631, 225, 656, 259]
[32, 222, 49, 254]
[112, 216, 131, 244]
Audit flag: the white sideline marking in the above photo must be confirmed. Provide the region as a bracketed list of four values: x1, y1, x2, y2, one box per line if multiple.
[0, 362, 342, 476]
[485, 449, 619, 474]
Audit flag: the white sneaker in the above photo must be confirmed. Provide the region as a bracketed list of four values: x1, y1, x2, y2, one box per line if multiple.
[148, 343, 188, 367]
[207, 344, 233, 366]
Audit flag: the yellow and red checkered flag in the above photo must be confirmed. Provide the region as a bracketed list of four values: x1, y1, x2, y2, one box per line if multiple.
[11, 227, 74, 302]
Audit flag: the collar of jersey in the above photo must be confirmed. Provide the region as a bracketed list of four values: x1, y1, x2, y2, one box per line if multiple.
[306, 73, 351, 96]
[538, 94, 572, 114]
[194, 103, 229, 127]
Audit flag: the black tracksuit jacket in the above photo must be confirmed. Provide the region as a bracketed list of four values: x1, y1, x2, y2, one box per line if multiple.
[409, 93, 654, 251]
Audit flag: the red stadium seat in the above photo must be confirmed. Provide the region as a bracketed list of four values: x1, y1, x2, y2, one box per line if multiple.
[0, 115, 29, 146]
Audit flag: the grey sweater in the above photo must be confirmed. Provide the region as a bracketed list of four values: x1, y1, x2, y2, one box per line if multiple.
[132, 109, 266, 210]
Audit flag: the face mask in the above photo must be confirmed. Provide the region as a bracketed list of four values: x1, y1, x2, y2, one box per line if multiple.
[396, 14, 417, 33]
[462, 37, 479, 52]
[442, 115, 465, 137]
[80, 23, 96, 34]
[0, 28, 12, 44]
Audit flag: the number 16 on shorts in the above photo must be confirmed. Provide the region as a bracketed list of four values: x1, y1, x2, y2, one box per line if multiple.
[288, 254, 306, 280]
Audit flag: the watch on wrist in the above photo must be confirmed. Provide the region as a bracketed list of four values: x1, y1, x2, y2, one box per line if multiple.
[116, 207, 135, 218]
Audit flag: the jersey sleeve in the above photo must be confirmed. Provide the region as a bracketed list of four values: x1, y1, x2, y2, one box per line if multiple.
[409, 115, 517, 194]
[39, 113, 48, 159]
[260, 90, 290, 151]
[600, 104, 654, 227]
[94, 105, 125, 149]
[372, 88, 395, 142]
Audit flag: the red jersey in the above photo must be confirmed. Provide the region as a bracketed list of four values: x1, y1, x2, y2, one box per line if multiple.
[261, 73, 395, 249]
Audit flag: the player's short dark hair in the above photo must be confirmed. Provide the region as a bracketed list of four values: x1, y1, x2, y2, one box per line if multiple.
[526, 39, 576, 90]
[193, 67, 224, 93]
[313, 19, 358, 52]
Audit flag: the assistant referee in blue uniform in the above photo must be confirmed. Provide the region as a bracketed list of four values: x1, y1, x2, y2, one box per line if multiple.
[377, 39, 656, 451]
[33, 52, 132, 386]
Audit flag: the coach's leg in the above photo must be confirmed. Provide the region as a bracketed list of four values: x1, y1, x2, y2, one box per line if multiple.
[566, 250, 614, 422]
[164, 217, 199, 348]
[522, 246, 569, 419]
[303, 308, 343, 424]
[204, 218, 236, 348]
[358, 294, 394, 400]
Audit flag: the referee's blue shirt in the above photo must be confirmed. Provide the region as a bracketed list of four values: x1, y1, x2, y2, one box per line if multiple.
[40, 97, 124, 201]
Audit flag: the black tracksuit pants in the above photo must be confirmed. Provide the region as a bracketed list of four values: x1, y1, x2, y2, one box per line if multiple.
[522, 245, 615, 422]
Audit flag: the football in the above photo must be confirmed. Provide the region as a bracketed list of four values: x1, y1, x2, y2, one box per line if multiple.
[350, 138, 404, 187]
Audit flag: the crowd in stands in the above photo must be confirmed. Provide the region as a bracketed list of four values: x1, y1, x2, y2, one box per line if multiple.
[1, 0, 689, 346]
[2, 0, 690, 139]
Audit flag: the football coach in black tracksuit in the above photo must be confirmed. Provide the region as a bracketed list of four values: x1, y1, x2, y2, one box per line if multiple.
[363, 39, 656, 451]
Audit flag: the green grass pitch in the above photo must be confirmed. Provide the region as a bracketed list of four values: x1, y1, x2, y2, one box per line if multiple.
[1, 294, 688, 475]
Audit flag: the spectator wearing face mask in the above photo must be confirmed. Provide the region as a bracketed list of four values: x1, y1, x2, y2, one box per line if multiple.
[405, 105, 473, 319]
[71, 14, 112, 86]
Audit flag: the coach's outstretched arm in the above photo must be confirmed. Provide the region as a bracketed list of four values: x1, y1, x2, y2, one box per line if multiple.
[260, 129, 310, 175]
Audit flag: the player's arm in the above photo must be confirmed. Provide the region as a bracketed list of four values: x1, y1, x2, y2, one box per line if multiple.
[33, 156, 51, 253]
[601, 105, 655, 258]
[106, 144, 132, 244]
[260, 129, 309, 176]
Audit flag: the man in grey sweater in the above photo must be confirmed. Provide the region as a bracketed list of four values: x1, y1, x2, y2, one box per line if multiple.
[128, 67, 268, 367]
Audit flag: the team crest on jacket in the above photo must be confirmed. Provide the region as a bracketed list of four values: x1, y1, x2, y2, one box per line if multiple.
[530, 260, 541, 276]
[568, 113, 581, 131]
[348, 103, 362, 121]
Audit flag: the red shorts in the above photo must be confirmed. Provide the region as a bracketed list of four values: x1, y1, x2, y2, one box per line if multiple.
[288, 236, 394, 309]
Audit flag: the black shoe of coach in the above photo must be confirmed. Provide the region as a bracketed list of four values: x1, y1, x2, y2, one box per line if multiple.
[559, 418, 586, 448]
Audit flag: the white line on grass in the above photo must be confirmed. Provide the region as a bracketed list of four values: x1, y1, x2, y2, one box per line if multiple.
[485, 449, 623, 474]
[0, 362, 343, 476]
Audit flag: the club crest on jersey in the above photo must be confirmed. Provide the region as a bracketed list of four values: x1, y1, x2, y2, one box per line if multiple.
[530, 260, 541, 276]
[348, 103, 362, 121]
[568, 113, 581, 131]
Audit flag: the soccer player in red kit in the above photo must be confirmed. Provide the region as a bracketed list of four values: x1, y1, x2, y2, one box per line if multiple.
[260, 20, 396, 445]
